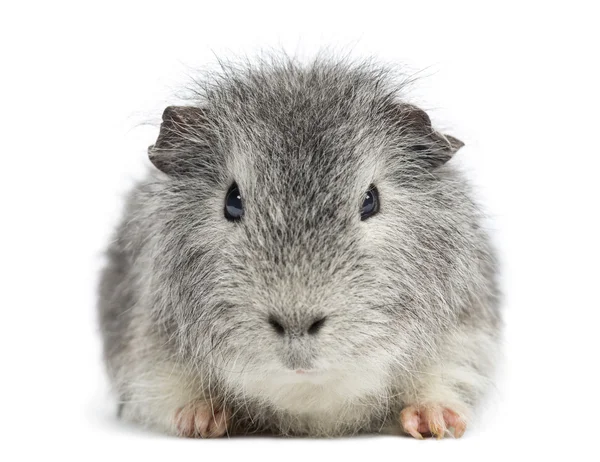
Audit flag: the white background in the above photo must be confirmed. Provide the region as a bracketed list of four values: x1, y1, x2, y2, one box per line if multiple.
[2, 1, 599, 460]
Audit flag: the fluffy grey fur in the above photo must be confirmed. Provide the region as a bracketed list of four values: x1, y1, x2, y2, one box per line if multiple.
[98, 55, 501, 438]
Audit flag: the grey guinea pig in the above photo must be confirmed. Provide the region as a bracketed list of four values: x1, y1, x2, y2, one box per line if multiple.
[98, 55, 501, 439]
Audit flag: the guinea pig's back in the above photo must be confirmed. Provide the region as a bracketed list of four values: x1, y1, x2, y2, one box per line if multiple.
[97, 179, 152, 378]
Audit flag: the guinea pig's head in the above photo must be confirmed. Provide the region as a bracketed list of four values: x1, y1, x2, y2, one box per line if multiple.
[147, 61, 466, 411]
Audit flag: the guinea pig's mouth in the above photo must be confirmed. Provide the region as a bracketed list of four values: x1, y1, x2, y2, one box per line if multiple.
[294, 369, 318, 375]
[280, 368, 329, 385]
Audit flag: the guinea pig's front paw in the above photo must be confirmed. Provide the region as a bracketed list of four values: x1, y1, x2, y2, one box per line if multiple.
[174, 401, 230, 438]
[400, 405, 466, 439]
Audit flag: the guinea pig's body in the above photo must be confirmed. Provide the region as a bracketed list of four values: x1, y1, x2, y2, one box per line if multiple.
[98, 57, 501, 438]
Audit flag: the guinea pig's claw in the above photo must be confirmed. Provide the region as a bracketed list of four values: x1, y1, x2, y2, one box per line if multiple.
[174, 401, 229, 438]
[400, 405, 466, 439]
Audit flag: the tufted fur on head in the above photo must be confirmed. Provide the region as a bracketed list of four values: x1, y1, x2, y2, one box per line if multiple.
[98, 54, 501, 437]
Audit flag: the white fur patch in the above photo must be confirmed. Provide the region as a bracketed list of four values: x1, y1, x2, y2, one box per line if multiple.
[234, 358, 389, 428]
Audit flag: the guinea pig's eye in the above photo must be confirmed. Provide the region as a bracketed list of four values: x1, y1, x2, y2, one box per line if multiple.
[224, 183, 244, 221]
[360, 185, 379, 220]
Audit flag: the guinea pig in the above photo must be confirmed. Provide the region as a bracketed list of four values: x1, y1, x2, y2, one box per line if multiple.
[98, 56, 501, 439]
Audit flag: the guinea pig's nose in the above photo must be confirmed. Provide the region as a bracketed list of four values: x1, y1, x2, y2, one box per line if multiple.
[307, 316, 327, 335]
[268, 315, 327, 336]
[268, 315, 286, 335]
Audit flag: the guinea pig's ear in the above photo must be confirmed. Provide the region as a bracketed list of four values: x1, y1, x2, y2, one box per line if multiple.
[396, 104, 464, 169]
[148, 106, 209, 175]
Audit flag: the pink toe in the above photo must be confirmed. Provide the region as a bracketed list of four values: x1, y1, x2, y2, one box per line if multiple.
[400, 407, 424, 439]
[208, 410, 229, 437]
[424, 407, 447, 439]
[443, 409, 467, 438]
[175, 406, 197, 437]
